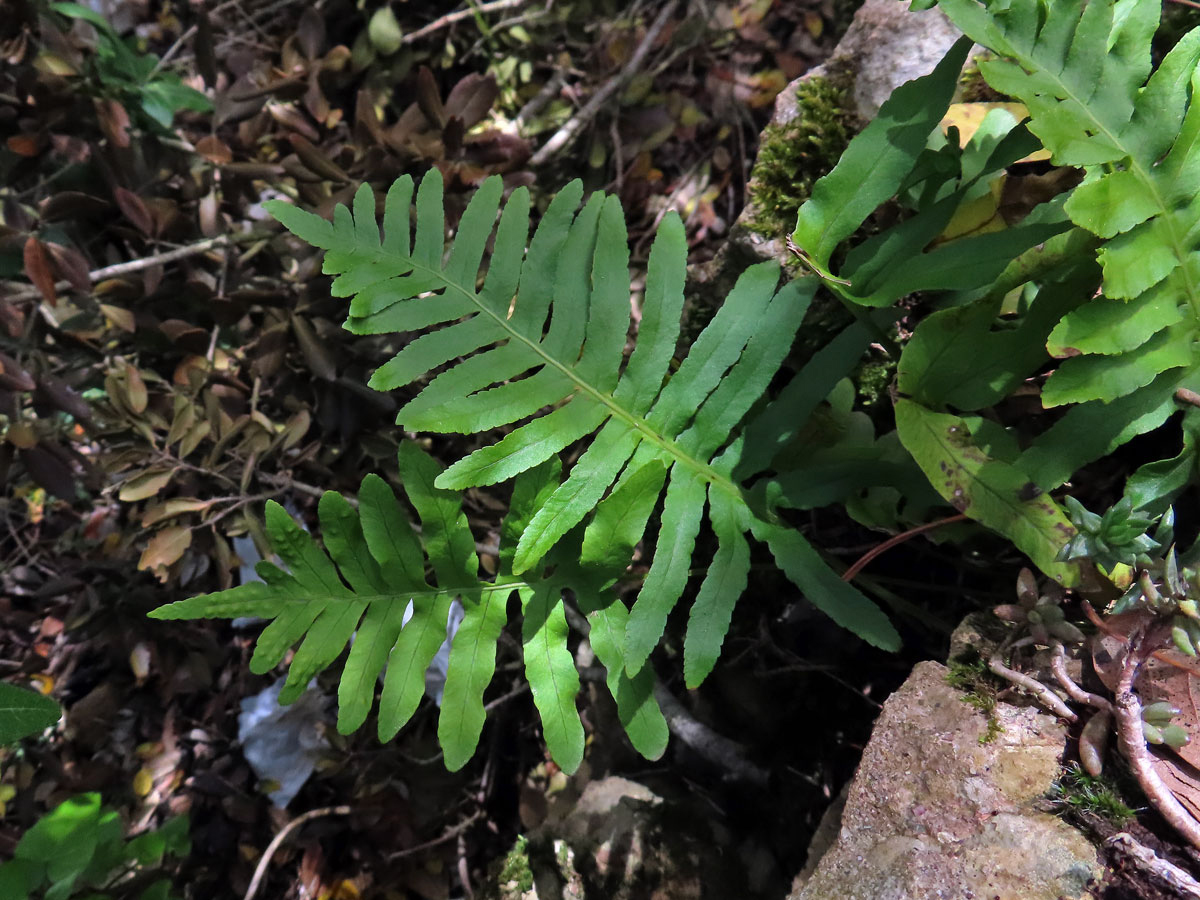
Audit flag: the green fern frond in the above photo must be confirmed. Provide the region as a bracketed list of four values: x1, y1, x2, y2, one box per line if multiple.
[937, 0, 1200, 423]
[264, 169, 899, 691]
[149, 444, 667, 772]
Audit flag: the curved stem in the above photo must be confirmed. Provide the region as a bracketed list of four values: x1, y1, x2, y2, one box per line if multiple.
[841, 513, 967, 583]
[243, 805, 352, 900]
[1113, 630, 1200, 852]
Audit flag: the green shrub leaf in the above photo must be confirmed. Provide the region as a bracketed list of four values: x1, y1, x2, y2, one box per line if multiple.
[0, 683, 60, 745]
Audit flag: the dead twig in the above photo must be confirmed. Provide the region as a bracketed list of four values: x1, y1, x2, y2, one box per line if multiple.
[1106, 832, 1200, 899]
[386, 810, 484, 862]
[1113, 629, 1200, 852]
[1050, 640, 1112, 775]
[1049, 640, 1111, 711]
[243, 805, 352, 900]
[529, 1, 677, 166]
[3, 233, 268, 304]
[652, 680, 770, 786]
[403, 0, 527, 46]
[988, 649, 1077, 722]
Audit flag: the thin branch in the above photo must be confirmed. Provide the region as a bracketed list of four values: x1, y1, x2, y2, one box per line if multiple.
[386, 811, 484, 862]
[402, 0, 526, 45]
[529, 1, 677, 166]
[515, 71, 565, 132]
[1113, 630, 1200, 851]
[1050, 640, 1110, 711]
[3, 233, 267, 304]
[243, 805, 352, 900]
[652, 680, 770, 786]
[1080, 600, 1200, 677]
[1105, 832, 1200, 899]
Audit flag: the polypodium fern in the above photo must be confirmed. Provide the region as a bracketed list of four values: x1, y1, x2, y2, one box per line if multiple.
[939, 0, 1200, 418]
[262, 167, 899, 685]
[786, 0, 1200, 583]
[151, 165, 902, 772]
[150, 443, 668, 772]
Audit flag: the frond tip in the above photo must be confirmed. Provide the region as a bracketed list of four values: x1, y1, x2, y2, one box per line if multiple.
[149, 445, 670, 773]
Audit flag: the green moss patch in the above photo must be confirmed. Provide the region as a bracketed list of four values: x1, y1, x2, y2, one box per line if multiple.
[745, 71, 856, 242]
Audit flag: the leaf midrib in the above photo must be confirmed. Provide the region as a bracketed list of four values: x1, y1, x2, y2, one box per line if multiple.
[1004, 43, 1200, 317]
[372, 245, 745, 502]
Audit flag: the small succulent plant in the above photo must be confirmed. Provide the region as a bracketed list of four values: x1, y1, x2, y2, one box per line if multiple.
[1142, 700, 1191, 749]
[993, 568, 1086, 645]
[1057, 496, 1169, 572]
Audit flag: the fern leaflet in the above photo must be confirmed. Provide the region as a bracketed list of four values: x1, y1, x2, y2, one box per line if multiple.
[934, 0, 1200, 474]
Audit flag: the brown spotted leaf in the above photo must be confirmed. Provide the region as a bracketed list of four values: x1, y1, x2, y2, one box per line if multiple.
[894, 398, 1079, 585]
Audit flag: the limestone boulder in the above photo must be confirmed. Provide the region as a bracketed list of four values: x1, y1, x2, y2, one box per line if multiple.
[790, 660, 1100, 900]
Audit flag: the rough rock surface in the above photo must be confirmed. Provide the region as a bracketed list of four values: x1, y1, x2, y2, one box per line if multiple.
[790, 661, 1100, 900]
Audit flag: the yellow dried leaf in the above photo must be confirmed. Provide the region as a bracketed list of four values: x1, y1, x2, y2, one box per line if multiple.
[142, 498, 214, 527]
[119, 468, 175, 502]
[132, 766, 154, 797]
[940, 103, 1050, 162]
[138, 526, 192, 579]
[99, 304, 136, 333]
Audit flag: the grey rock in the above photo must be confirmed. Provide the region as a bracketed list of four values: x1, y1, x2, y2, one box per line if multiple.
[837, 0, 967, 121]
[790, 661, 1100, 900]
[689, 0, 973, 342]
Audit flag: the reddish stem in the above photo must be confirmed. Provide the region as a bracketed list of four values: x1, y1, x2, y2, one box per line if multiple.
[842, 514, 968, 583]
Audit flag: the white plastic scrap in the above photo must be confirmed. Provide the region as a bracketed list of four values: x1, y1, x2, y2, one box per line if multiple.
[237, 677, 331, 808]
[231, 501, 466, 808]
[424, 599, 465, 706]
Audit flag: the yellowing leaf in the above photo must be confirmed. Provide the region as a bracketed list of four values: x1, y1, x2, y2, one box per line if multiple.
[935, 176, 1006, 243]
[119, 469, 175, 502]
[132, 766, 154, 797]
[99, 304, 136, 333]
[940, 103, 1050, 162]
[142, 498, 214, 526]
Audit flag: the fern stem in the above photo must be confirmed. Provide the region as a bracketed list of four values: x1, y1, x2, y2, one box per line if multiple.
[841, 513, 967, 583]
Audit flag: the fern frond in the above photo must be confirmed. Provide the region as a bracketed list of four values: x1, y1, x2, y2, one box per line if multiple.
[265, 168, 900, 690]
[149, 444, 666, 772]
[937, 0, 1200, 412]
